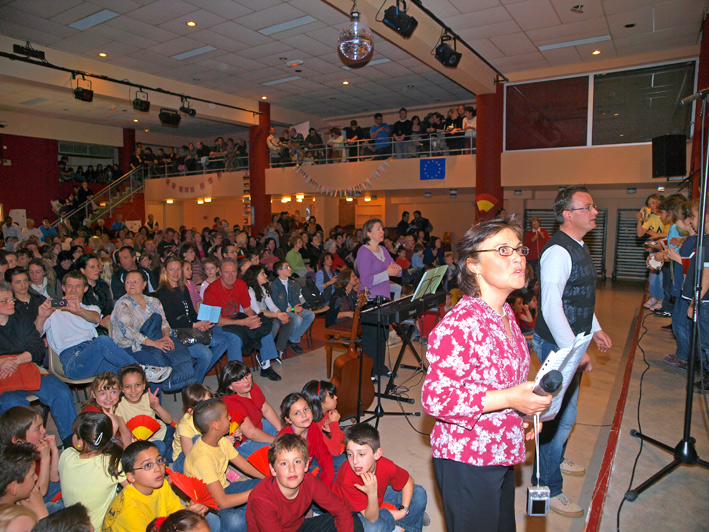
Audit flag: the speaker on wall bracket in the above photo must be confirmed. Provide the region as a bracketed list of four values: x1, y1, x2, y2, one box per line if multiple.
[652, 134, 687, 178]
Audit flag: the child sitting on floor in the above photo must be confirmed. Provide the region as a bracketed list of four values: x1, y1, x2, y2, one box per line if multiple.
[334, 423, 428, 532]
[81, 371, 132, 447]
[172, 383, 214, 474]
[0, 442, 48, 521]
[184, 398, 264, 532]
[245, 433, 362, 532]
[301, 380, 344, 458]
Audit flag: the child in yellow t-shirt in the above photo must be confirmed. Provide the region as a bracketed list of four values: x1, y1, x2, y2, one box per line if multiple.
[101, 441, 213, 532]
[184, 399, 264, 532]
[172, 384, 213, 473]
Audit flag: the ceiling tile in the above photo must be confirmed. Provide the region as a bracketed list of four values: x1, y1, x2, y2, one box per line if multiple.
[457, 20, 522, 41]
[550, 0, 605, 24]
[85, 24, 159, 49]
[490, 32, 537, 55]
[444, 6, 511, 30]
[129, 0, 197, 24]
[7, 0, 83, 19]
[238, 3, 308, 31]
[0, 20, 64, 45]
[186, 0, 253, 19]
[606, 6, 654, 36]
[148, 36, 207, 57]
[280, 34, 333, 57]
[87, 0, 144, 14]
[526, 16, 608, 44]
[0, 6, 77, 38]
[239, 41, 295, 60]
[504, 0, 560, 31]
[158, 11, 227, 35]
[105, 16, 180, 43]
[52, 31, 110, 54]
[540, 46, 583, 66]
[210, 21, 271, 46]
[653, 0, 705, 32]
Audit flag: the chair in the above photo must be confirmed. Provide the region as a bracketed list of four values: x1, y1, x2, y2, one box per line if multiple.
[323, 291, 368, 379]
[48, 346, 94, 403]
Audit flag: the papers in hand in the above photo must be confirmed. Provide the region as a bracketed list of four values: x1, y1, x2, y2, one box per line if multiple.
[533, 332, 593, 421]
[197, 304, 221, 323]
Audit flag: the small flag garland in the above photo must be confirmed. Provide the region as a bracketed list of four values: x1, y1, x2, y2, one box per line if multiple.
[294, 158, 391, 197]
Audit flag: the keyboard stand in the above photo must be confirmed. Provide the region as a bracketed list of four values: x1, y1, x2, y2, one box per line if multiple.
[375, 322, 427, 404]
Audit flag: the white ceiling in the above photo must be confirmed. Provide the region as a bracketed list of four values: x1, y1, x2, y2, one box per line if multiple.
[0, 0, 705, 136]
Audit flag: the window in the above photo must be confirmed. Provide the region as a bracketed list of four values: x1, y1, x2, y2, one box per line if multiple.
[592, 62, 696, 145]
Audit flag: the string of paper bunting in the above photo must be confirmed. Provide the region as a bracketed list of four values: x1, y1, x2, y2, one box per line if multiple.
[165, 171, 223, 194]
[294, 158, 391, 197]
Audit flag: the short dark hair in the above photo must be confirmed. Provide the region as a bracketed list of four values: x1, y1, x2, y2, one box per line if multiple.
[273, 261, 288, 273]
[0, 442, 37, 497]
[0, 406, 39, 447]
[4, 266, 28, 283]
[553, 185, 589, 223]
[32, 504, 92, 532]
[301, 380, 337, 423]
[62, 269, 87, 287]
[456, 218, 522, 298]
[374, 112, 382, 120]
[279, 393, 307, 425]
[121, 440, 158, 473]
[181, 383, 214, 414]
[344, 423, 381, 452]
[268, 433, 309, 468]
[217, 361, 251, 396]
[399, 107, 407, 113]
[118, 246, 136, 258]
[192, 398, 226, 434]
[118, 364, 147, 389]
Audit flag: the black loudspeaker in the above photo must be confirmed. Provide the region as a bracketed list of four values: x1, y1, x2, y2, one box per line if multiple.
[652, 134, 686, 178]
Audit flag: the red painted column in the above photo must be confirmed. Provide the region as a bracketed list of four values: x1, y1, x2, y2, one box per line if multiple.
[249, 101, 271, 235]
[475, 82, 505, 222]
[118, 128, 135, 175]
[691, 17, 709, 200]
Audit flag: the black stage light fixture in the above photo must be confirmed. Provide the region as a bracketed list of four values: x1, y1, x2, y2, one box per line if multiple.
[383, 0, 418, 38]
[158, 108, 181, 128]
[73, 76, 93, 102]
[132, 89, 150, 112]
[435, 34, 462, 68]
[179, 98, 196, 117]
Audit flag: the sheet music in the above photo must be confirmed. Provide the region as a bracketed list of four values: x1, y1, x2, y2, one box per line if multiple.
[533, 332, 593, 421]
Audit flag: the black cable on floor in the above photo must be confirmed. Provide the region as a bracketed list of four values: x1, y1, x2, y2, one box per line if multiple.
[616, 311, 652, 532]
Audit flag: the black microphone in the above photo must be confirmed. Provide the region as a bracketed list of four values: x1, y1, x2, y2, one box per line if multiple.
[533, 370, 563, 396]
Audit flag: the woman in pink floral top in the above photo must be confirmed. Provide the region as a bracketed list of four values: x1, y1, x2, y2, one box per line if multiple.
[422, 219, 552, 532]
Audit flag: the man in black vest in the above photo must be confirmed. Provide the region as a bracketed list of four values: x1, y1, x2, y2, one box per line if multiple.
[532, 185, 612, 518]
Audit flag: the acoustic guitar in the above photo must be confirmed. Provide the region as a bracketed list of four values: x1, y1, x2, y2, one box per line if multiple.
[329, 290, 375, 420]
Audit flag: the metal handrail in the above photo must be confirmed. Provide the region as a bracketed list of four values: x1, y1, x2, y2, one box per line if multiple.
[53, 167, 142, 227]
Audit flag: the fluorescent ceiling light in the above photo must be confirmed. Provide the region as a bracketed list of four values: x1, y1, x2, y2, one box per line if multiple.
[538, 34, 610, 51]
[259, 16, 317, 35]
[69, 9, 119, 30]
[172, 46, 216, 60]
[262, 76, 301, 86]
[20, 98, 47, 105]
[342, 58, 390, 70]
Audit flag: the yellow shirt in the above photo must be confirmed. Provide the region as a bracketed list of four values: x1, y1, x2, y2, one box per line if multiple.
[184, 436, 238, 489]
[173, 412, 199, 462]
[115, 393, 166, 442]
[101, 481, 183, 532]
[58, 448, 126, 530]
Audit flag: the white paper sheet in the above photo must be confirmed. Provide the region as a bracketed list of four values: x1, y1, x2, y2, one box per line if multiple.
[533, 332, 594, 421]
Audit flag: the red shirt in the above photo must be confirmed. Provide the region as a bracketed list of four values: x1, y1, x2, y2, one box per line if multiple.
[332, 253, 346, 270]
[523, 229, 550, 261]
[396, 257, 410, 269]
[421, 296, 530, 467]
[222, 385, 266, 432]
[278, 425, 335, 488]
[203, 279, 250, 319]
[334, 456, 409, 511]
[316, 412, 344, 456]
[246, 474, 354, 532]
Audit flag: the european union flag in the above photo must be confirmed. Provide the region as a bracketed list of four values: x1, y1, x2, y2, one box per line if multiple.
[420, 158, 445, 180]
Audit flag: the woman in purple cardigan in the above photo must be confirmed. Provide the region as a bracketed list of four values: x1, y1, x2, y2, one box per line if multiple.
[356, 218, 402, 377]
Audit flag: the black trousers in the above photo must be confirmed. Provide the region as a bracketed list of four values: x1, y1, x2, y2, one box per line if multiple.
[296, 512, 364, 532]
[433, 458, 516, 532]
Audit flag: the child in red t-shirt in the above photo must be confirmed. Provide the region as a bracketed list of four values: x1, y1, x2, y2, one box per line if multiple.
[334, 423, 428, 532]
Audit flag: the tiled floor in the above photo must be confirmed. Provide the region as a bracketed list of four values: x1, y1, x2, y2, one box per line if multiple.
[44, 281, 709, 531]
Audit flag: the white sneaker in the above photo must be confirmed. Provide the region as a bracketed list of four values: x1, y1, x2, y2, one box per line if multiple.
[643, 297, 657, 309]
[549, 492, 583, 518]
[560, 458, 586, 476]
[141, 365, 172, 383]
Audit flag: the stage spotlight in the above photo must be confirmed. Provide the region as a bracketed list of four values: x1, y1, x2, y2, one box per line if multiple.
[383, 0, 418, 38]
[73, 76, 93, 102]
[132, 89, 150, 112]
[158, 108, 181, 128]
[435, 34, 462, 68]
[179, 98, 196, 117]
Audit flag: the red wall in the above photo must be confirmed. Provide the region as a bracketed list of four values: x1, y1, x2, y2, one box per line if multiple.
[0, 134, 77, 221]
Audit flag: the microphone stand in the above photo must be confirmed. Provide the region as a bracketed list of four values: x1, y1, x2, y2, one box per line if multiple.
[625, 91, 709, 501]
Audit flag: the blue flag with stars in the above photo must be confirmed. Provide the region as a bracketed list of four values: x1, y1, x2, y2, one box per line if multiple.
[420, 158, 445, 180]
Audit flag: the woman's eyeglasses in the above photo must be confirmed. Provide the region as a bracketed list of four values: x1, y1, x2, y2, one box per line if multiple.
[477, 246, 530, 257]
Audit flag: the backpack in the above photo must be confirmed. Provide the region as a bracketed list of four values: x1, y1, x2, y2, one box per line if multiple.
[301, 277, 326, 311]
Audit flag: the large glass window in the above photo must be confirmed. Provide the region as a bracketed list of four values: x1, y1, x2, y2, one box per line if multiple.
[592, 62, 695, 145]
[505, 77, 589, 150]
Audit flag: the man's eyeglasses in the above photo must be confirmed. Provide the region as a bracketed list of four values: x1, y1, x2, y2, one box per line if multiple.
[568, 204, 598, 212]
[478, 246, 530, 257]
[132, 457, 166, 472]
[0, 298, 14, 304]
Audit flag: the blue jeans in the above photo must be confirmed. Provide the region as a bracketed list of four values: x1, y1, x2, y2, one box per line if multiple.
[286, 309, 315, 344]
[0, 374, 77, 440]
[220, 478, 260, 532]
[271, 318, 295, 353]
[648, 269, 664, 300]
[258, 331, 279, 362]
[186, 330, 228, 382]
[234, 419, 278, 459]
[59, 336, 138, 379]
[358, 485, 427, 532]
[673, 298, 691, 362]
[531, 333, 581, 497]
[130, 344, 196, 392]
[215, 327, 244, 362]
